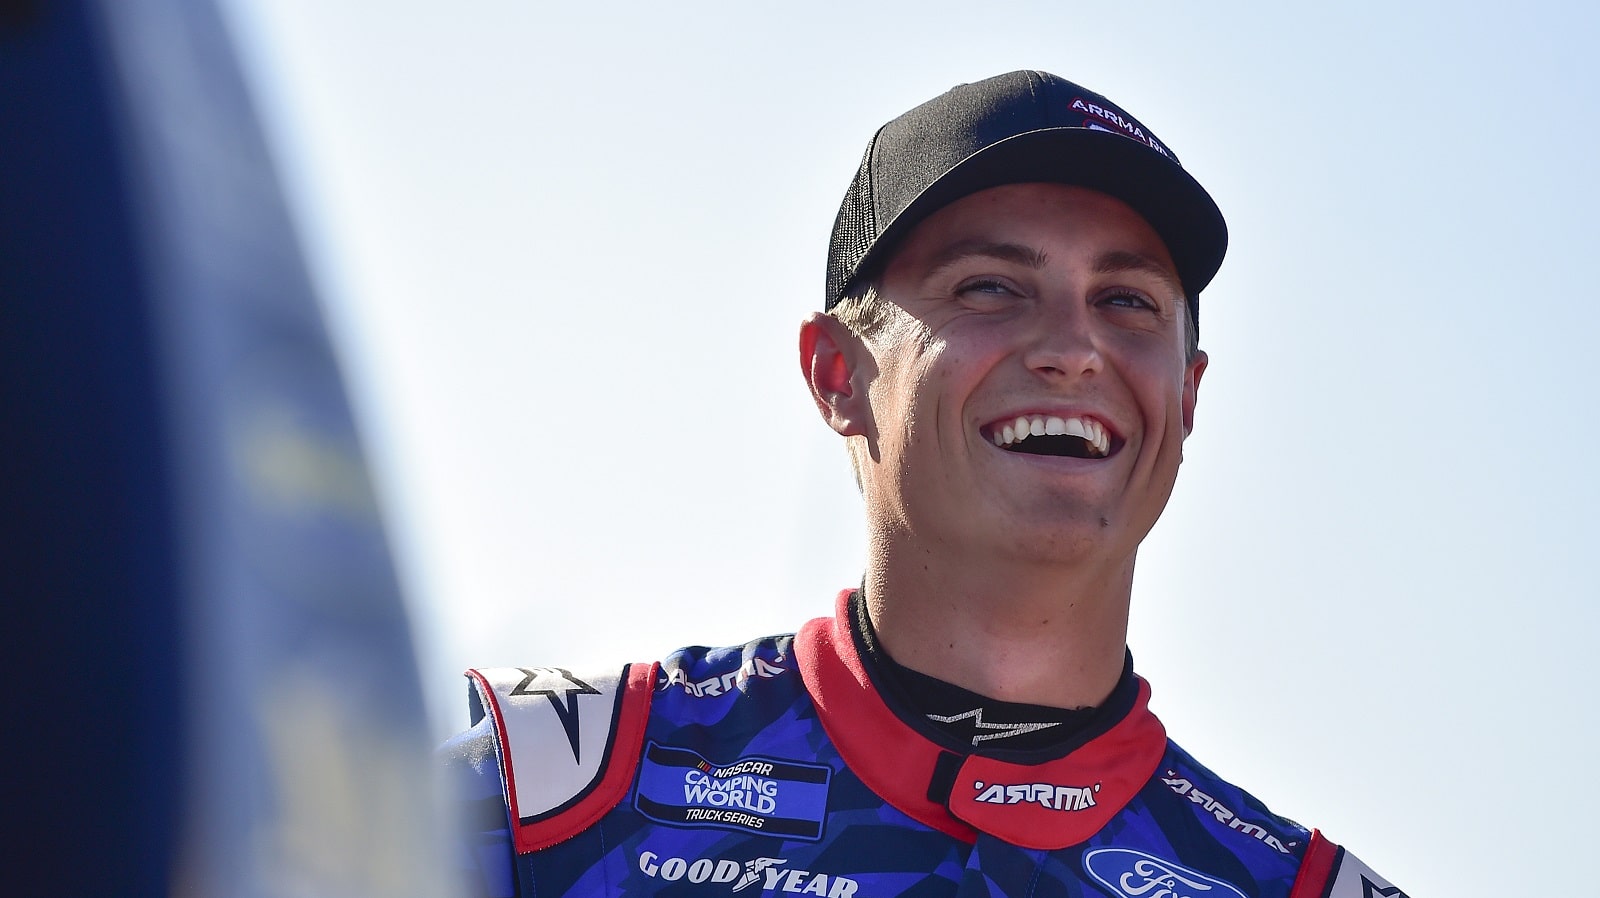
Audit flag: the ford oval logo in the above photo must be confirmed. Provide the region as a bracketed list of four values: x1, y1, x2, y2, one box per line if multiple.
[1083, 848, 1248, 898]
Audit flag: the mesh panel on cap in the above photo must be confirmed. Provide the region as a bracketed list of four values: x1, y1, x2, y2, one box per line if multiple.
[825, 141, 879, 309]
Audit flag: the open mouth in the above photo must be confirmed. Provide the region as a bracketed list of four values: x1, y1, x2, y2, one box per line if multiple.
[988, 414, 1111, 459]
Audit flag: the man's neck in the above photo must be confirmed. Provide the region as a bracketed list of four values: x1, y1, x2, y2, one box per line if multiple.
[862, 536, 1134, 711]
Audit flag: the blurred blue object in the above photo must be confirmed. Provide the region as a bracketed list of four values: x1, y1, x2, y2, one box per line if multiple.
[1, 1, 451, 894]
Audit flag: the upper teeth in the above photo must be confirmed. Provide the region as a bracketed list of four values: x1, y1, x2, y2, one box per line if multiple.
[992, 415, 1110, 457]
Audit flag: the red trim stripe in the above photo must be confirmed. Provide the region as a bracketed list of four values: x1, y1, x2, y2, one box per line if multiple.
[1288, 830, 1341, 898]
[795, 597, 978, 842]
[466, 668, 523, 834]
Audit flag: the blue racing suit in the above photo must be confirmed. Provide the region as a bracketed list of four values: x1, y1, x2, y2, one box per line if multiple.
[440, 591, 1407, 897]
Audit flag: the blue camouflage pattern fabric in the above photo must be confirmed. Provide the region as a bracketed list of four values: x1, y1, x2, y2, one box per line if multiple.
[439, 592, 1401, 898]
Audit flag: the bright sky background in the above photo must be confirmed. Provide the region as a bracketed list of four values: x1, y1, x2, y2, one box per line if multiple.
[219, 3, 1598, 895]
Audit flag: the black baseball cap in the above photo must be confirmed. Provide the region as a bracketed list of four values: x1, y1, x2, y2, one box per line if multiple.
[825, 70, 1227, 328]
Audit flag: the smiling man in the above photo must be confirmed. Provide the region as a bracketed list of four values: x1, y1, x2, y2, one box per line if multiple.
[442, 71, 1407, 898]
[804, 181, 1203, 719]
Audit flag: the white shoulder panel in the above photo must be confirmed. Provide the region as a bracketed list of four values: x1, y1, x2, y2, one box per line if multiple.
[1325, 849, 1411, 898]
[470, 666, 627, 823]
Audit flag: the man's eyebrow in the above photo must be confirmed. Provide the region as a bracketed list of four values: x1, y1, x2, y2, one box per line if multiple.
[922, 240, 1049, 280]
[1092, 250, 1183, 295]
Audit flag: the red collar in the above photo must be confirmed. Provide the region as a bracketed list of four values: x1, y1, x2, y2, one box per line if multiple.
[794, 590, 1167, 850]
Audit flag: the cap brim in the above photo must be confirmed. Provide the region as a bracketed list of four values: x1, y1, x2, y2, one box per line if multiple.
[862, 128, 1228, 300]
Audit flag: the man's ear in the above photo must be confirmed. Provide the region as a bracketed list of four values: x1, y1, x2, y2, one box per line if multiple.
[799, 312, 873, 437]
[1181, 349, 1207, 436]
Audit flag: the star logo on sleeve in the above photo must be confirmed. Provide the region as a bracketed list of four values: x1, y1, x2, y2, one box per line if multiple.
[510, 667, 600, 763]
[1362, 876, 1409, 898]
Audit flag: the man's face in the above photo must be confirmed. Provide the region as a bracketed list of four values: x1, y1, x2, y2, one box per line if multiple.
[852, 183, 1206, 567]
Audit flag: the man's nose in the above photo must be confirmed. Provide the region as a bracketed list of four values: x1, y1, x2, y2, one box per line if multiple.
[1021, 300, 1102, 379]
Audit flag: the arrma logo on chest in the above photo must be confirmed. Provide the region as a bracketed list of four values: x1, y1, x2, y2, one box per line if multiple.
[660, 657, 786, 697]
[637, 853, 861, 897]
[972, 779, 1100, 811]
[1162, 771, 1295, 854]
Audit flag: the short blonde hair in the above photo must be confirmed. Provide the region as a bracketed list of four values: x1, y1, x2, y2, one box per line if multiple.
[828, 280, 891, 338]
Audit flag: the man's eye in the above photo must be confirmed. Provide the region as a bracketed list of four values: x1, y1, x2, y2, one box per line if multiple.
[1100, 289, 1156, 310]
[957, 278, 1016, 297]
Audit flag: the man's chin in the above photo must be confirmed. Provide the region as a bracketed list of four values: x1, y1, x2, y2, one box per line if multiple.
[974, 514, 1147, 568]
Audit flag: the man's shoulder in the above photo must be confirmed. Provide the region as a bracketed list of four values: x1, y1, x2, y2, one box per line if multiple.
[1156, 738, 1311, 857]
[1316, 844, 1412, 897]
[1157, 739, 1412, 897]
[451, 663, 655, 853]
[654, 631, 800, 700]
[446, 630, 808, 851]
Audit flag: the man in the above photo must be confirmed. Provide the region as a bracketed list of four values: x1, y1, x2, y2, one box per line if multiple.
[442, 71, 1407, 898]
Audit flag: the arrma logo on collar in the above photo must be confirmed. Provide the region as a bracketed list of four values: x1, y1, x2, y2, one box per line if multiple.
[1083, 848, 1247, 898]
[972, 779, 1100, 811]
